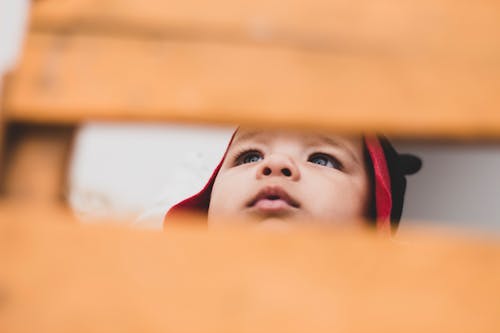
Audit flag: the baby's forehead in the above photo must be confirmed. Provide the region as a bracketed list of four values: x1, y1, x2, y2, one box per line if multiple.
[231, 129, 362, 149]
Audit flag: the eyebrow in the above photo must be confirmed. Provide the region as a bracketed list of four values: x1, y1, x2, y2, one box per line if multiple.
[232, 131, 264, 145]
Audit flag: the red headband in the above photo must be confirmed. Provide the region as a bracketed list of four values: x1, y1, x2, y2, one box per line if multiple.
[165, 133, 392, 234]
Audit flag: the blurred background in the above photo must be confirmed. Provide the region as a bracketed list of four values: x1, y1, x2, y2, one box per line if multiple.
[2, 0, 499, 234]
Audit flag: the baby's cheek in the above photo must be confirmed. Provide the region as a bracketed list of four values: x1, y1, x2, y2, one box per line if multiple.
[207, 180, 225, 219]
[318, 186, 366, 221]
[209, 175, 242, 216]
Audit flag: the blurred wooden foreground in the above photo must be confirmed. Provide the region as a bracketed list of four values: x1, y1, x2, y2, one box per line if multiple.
[1, 0, 500, 332]
[1, 210, 500, 333]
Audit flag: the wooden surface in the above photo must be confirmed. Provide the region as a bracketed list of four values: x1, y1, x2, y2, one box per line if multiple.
[4, 32, 500, 138]
[0, 213, 500, 333]
[29, 0, 500, 58]
[2, 2, 500, 329]
[1, 0, 499, 138]
[0, 75, 5, 179]
[0, 125, 74, 204]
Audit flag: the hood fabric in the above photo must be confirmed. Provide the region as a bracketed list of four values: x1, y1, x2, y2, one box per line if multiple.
[165, 132, 421, 234]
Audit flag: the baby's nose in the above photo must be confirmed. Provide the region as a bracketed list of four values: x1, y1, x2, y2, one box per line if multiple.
[256, 154, 300, 181]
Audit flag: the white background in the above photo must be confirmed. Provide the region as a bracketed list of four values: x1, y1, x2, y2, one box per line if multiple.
[2, 1, 499, 233]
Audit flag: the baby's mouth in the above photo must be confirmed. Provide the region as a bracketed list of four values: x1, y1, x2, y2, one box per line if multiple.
[246, 186, 300, 211]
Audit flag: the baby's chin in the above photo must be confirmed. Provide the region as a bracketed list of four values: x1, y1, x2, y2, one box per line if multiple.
[254, 217, 295, 231]
[241, 211, 305, 229]
[208, 212, 364, 231]
[208, 212, 300, 230]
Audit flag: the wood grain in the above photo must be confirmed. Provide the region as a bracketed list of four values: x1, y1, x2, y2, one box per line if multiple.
[4, 33, 500, 138]
[0, 75, 5, 180]
[29, 0, 500, 60]
[0, 214, 499, 333]
[1, 125, 74, 204]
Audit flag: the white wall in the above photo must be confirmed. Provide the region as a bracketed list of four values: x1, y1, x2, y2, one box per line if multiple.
[0, 0, 29, 76]
[2, 2, 499, 233]
[69, 123, 235, 229]
[397, 142, 500, 233]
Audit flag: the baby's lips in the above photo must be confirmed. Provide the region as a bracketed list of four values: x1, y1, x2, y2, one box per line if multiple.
[246, 185, 300, 208]
[253, 198, 294, 212]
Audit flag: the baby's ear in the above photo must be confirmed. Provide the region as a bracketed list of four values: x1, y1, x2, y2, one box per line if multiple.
[398, 154, 422, 175]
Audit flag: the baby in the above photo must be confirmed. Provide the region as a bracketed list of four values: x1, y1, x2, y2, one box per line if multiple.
[165, 128, 420, 234]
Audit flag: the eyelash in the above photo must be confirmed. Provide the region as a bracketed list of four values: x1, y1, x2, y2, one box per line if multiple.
[307, 153, 343, 170]
[232, 149, 343, 170]
[233, 149, 264, 166]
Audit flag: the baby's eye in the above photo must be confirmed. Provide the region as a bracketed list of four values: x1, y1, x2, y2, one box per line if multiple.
[235, 150, 264, 165]
[308, 153, 342, 170]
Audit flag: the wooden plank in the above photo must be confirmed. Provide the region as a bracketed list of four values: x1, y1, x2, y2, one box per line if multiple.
[0, 214, 499, 332]
[4, 33, 500, 139]
[0, 199, 78, 223]
[29, 0, 500, 60]
[1, 124, 75, 204]
[0, 75, 6, 181]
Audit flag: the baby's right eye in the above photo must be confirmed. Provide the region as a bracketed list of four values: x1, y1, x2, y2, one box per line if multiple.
[235, 150, 264, 165]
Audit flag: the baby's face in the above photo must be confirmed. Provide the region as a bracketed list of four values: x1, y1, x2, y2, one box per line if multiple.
[208, 129, 370, 228]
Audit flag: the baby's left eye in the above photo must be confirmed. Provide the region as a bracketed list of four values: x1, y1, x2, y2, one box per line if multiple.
[308, 153, 342, 170]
